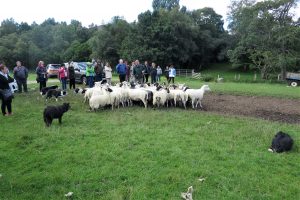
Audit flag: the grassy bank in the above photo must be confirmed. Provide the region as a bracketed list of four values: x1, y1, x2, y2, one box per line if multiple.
[0, 90, 299, 199]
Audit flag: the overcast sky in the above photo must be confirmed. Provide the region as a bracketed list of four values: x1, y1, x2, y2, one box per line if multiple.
[1, 0, 299, 28]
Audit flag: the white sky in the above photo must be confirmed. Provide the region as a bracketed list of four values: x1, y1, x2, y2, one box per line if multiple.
[1, 0, 299, 28]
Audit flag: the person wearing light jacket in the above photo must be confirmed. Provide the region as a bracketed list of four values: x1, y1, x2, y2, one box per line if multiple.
[104, 62, 112, 85]
[168, 64, 176, 84]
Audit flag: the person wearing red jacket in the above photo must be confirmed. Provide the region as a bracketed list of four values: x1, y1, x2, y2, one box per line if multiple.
[58, 63, 68, 90]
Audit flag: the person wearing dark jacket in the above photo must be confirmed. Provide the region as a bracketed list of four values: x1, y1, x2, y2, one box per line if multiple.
[68, 62, 76, 90]
[133, 60, 145, 83]
[94, 61, 103, 82]
[13, 61, 28, 93]
[144, 61, 151, 83]
[0, 64, 14, 116]
[36, 61, 48, 91]
[150, 62, 157, 84]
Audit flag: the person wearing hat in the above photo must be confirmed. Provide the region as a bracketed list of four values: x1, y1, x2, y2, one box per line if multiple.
[58, 63, 68, 90]
[86, 62, 95, 88]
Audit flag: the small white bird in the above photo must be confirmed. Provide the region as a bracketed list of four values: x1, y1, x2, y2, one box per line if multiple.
[198, 177, 206, 182]
[268, 148, 274, 152]
[65, 192, 73, 197]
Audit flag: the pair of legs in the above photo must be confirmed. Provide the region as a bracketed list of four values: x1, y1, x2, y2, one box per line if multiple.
[151, 75, 156, 84]
[61, 78, 67, 90]
[1, 99, 12, 116]
[106, 78, 112, 85]
[119, 74, 126, 83]
[168, 77, 175, 84]
[39, 81, 46, 91]
[95, 74, 102, 82]
[69, 78, 75, 89]
[87, 76, 94, 88]
[156, 75, 161, 82]
[16, 79, 28, 93]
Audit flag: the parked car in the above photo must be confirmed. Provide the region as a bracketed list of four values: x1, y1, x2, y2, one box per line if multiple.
[65, 62, 87, 85]
[46, 64, 60, 78]
[286, 72, 300, 87]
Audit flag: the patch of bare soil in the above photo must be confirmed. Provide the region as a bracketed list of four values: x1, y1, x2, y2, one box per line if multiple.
[202, 93, 300, 124]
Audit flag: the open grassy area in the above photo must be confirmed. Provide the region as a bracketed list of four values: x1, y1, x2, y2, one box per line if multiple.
[0, 86, 300, 199]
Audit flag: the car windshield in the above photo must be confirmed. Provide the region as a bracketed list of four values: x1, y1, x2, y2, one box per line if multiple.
[49, 64, 60, 69]
[78, 63, 86, 70]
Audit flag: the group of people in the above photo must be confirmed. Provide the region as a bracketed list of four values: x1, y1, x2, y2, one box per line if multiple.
[85, 61, 112, 88]
[116, 59, 176, 84]
[0, 61, 29, 116]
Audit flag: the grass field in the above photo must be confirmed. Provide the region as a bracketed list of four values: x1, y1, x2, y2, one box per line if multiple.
[0, 82, 300, 199]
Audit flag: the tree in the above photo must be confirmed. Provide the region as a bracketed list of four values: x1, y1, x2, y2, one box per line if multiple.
[227, 0, 300, 79]
[152, 0, 180, 11]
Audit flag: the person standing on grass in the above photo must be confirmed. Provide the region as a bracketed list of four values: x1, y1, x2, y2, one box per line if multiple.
[0, 64, 14, 116]
[86, 62, 95, 88]
[150, 62, 157, 84]
[116, 59, 126, 83]
[94, 61, 103, 82]
[36, 61, 47, 91]
[168, 64, 176, 84]
[104, 62, 112, 85]
[125, 61, 130, 82]
[156, 65, 162, 82]
[58, 63, 68, 91]
[164, 65, 169, 82]
[133, 60, 145, 84]
[144, 61, 151, 83]
[13, 61, 28, 93]
[68, 62, 76, 90]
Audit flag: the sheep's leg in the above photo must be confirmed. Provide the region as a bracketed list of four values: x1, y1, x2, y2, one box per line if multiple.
[199, 101, 203, 109]
[191, 98, 195, 109]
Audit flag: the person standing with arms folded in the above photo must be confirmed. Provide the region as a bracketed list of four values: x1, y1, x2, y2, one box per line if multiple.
[150, 62, 157, 84]
[116, 59, 126, 83]
[58, 63, 68, 91]
[36, 61, 47, 91]
[104, 62, 112, 85]
[86, 62, 95, 88]
[156, 65, 162, 82]
[68, 62, 76, 90]
[13, 61, 28, 93]
[168, 64, 176, 84]
[0, 64, 14, 116]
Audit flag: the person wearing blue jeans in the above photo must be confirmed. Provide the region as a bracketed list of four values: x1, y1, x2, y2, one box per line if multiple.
[116, 59, 126, 83]
[86, 63, 95, 88]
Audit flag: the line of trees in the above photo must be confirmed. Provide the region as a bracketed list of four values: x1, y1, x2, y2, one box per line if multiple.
[0, 0, 299, 79]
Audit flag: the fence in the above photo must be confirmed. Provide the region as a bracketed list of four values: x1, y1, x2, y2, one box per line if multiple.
[176, 69, 194, 77]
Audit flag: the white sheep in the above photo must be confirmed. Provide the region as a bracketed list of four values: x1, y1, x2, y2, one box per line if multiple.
[185, 85, 211, 109]
[89, 88, 116, 111]
[128, 88, 149, 108]
[169, 89, 188, 109]
[153, 87, 169, 108]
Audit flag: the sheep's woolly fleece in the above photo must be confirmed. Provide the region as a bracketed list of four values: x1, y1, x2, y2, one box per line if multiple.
[181, 186, 193, 200]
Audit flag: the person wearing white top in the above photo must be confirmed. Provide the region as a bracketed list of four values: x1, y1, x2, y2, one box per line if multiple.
[104, 62, 112, 85]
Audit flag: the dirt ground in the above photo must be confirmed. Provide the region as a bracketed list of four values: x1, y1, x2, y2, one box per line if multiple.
[202, 93, 300, 124]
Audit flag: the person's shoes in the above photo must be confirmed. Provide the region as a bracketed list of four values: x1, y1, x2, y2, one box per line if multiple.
[4, 113, 9, 116]
[8, 112, 13, 116]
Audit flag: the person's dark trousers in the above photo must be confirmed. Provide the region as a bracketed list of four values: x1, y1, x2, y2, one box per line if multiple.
[17, 78, 28, 93]
[1, 99, 12, 115]
[39, 81, 46, 91]
[119, 74, 126, 83]
[69, 78, 75, 89]
[145, 74, 149, 83]
[95, 74, 102, 82]
[151, 75, 156, 84]
[168, 77, 174, 84]
[87, 76, 94, 88]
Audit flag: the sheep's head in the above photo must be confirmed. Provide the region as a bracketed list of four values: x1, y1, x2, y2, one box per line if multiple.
[202, 85, 211, 92]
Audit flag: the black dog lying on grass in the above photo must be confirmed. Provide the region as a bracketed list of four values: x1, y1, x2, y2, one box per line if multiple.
[43, 103, 70, 127]
[269, 131, 294, 153]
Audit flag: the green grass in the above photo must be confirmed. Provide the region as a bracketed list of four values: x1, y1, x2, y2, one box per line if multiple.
[0, 88, 300, 199]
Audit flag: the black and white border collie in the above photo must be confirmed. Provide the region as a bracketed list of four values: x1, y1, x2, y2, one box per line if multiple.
[268, 131, 294, 153]
[74, 88, 87, 94]
[45, 89, 67, 101]
[41, 85, 58, 96]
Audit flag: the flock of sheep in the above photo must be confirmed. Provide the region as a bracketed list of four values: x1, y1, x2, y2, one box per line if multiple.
[79, 81, 211, 111]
